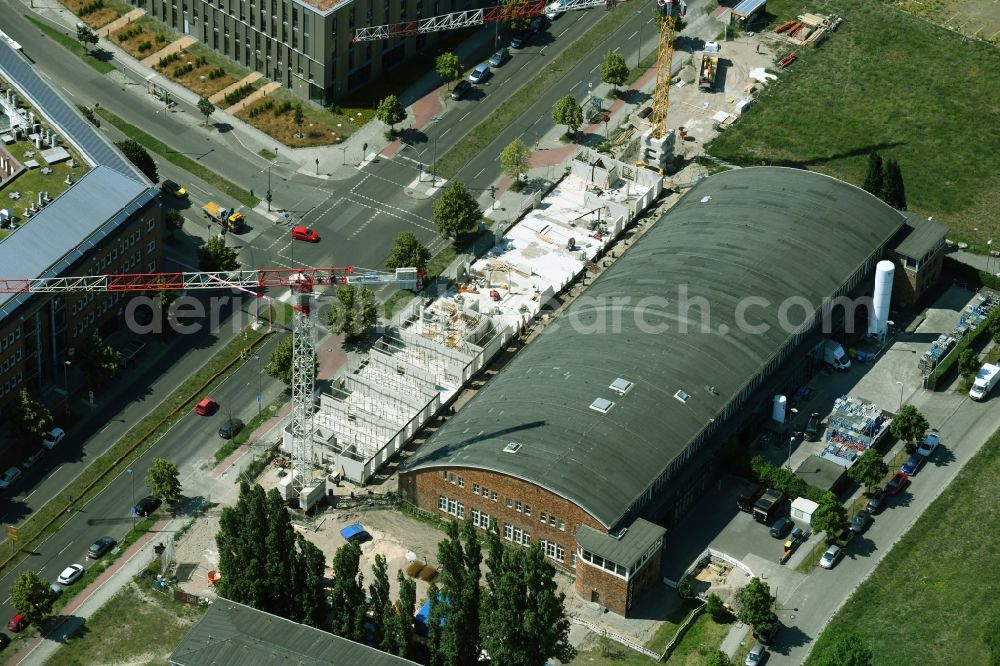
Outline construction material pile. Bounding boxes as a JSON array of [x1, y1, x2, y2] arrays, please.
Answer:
[[919, 289, 999, 373], [822, 395, 892, 467], [773, 12, 842, 48]]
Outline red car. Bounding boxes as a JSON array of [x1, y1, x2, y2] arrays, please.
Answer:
[[886, 471, 909, 495], [291, 226, 319, 242], [194, 397, 219, 416], [6, 614, 26, 632]]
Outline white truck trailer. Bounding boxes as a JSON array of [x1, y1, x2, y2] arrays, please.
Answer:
[[969, 363, 1000, 401]]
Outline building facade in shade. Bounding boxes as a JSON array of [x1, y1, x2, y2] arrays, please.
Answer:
[[130, 0, 471, 104], [399, 167, 918, 616], [0, 166, 164, 417], [888, 214, 948, 307]]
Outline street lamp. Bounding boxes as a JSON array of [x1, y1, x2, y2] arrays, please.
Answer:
[[63, 360, 71, 415], [895, 380, 904, 412], [787, 435, 796, 470], [253, 353, 262, 418], [636, 11, 644, 68], [127, 468, 135, 529], [315, 158, 320, 176]]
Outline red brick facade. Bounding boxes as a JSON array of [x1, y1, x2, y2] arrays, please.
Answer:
[[399, 467, 664, 616], [891, 251, 943, 307]]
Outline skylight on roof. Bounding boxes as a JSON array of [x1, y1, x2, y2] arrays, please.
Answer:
[[674, 390, 690, 403], [609, 378, 633, 395], [590, 398, 615, 414], [503, 441, 522, 453]]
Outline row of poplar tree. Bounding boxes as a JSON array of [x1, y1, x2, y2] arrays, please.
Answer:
[[216, 482, 576, 666]]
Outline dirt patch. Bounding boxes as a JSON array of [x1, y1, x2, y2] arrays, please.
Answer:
[[81, 7, 119, 29], [235, 99, 345, 148], [154, 51, 236, 98], [112, 24, 163, 58], [59, 0, 125, 28]]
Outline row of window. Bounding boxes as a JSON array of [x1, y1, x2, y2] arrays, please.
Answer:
[[503, 494, 531, 517], [539, 539, 566, 563], [0, 372, 24, 398], [0, 329, 21, 352], [445, 471, 464, 487], [90, 228, 145, 274], [470, 508, 494, 531], [1, 349, 23, 374], [503, 523, 531, 547], [581, 549, 628, 578], [438, 495, 464, 519]]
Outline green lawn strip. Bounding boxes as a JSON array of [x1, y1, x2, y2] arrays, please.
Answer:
[[24, 16, 116, 74], [705, 0, 1000, 241], [665, 611, 733, 666], [383, 290, 415, 320], [0, 327, 269, 577], [213, 392, 289, 464], [425, 244, 458, 280], [805, 426, 1000, 665], [258, 148, 277, 160], [434, 0, 652, 180], [45, 581, 204, 665], [625, 51, 658, 87], [643, 598, 700, 652], [94, 108, 259, 208]]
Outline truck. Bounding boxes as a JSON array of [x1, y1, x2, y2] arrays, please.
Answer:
[[202, 202, 245, 232], [813, 338, 851, 371], [698, 42, 721, 91], [737, 484, 765, 513], [753, 488, 785, 524], [969, 363, 1000, 401]]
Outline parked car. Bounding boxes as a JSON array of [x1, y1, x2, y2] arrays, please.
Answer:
[[160, 179, 188, 198], [769, 516, 793, 539], [291, 226, 320, 242], [544, 0, 564, 20], [488, 47, 510, 67], [0, 631, 10, 649], [745, 642, 767, 665], [886, 471, 909, 495], [57, 563, 85, 586], [510, 31, 529, 48], [754, 620, 781, 646], [6, 614, 27, 633], [901, 452, 924, 476], [529, 15, 548, 33], [194, 396, 219, 416], [88, 536, 117, 559], [49, 583, 63, 597], [21, 449, 46, 470], [867, 489, 887, 514], [850, 509, 872, 534], [41, 427, 65, 450], [917, 432, 940, 457], [133, 496, 162, 518], [0, 466, 22, 489], [819, 544, 844, 569], [450, 80, 472, 100], [469, 63, 491, 84], [218, 418, 245, 439]]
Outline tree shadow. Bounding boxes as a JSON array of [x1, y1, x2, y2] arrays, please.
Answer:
[[398, 128, 428, 147], [89, 48, 114, 64], [761, 141, 907, 169], [619, 89, 650, 105], [213, 122, 233, 134]]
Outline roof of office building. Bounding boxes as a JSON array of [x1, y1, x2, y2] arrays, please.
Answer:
[[401, 167, 906, 528], [892, 213, 948, 261], [575, 518, 666, 569]]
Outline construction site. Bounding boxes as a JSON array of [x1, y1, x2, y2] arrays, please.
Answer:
[[278, 152, 662, 487]]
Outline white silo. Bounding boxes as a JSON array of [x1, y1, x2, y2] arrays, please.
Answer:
[[869, 260, 895, 339], [772, 395, 787, 423]]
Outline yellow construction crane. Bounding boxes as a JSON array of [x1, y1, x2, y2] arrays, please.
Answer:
[[640, 0, 685, 172]]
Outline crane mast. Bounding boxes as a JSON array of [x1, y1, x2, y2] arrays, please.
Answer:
[[1, 265, 418, 500], [641, 0, 684, 172]]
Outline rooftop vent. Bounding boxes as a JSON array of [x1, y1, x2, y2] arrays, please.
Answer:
[[590, 397, 614, 414], [503, 441, 522, 454], [613, 527, 628, 540], [674, 390, 690, 403], [609, 378, 633, 395]]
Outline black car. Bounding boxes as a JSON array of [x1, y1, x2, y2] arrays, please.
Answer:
[[850, 510, 872, 534], [866, 489, 886, 514], [0, 632, 10, 650], [218, 418, 245, 439], [133, 496, 162, 518], [769, 516, 793, 539], [88, 536, 117, 559], [450, 80, 472, 100], [510, 31, 529, 49], [529, 16, 548, 33]]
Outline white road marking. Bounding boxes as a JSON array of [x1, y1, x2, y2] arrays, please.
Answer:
[[558, 28, 569, 37], [590, 63, 600, 73], [628, 31, 637, 39], [461, 111, 472, 121], [474, 167, 486, 179], [441, 128, 452, 137], [57, 542, 72, 556], [613, 46, 621, 52], [61, 87, 74, 98]]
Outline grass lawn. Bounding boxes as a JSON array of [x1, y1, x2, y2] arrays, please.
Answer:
[[569, 644, 659, 666], [0, 143, 88, 227], [805, 426, 1000, 665], [644, 598, 701, 653], [434, 0, 653, 180], [46, 582, 204, 665], [94, 107, 258, 208], [667, 612, 733, 666], [24, 16, 116, 74], [706, 0, 1000, 248]]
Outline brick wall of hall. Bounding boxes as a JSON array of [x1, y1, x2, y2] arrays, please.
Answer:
[[401, 468, 606, 571], [573, 547, 663, 616]]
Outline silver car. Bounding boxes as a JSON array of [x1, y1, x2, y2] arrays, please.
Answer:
[[819, 545, 844, 569], [745, 642, 767, 665]]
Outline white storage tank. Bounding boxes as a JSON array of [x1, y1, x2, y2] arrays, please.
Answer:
[[869, 260, 895, 338], [772, 395, 787, 423]]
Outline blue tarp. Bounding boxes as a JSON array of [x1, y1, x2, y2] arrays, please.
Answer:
[[414, 592, 448, 638], [339, 523, 369, 541]]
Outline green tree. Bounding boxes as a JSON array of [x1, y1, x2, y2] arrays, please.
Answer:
[[376, 94, 406, 133], [115, 139, 158, 183], [552, 94, 584, 139], [705, 651, 733, 666], [706, 592, 727, 622], [8, 388, 54, 443], [294, 532, 329, 627], [10, 571, 55, 630], [812, 631, 874, 666], [165, 208, 184, 239], [265, 335, 294, 385], [958, 348, 980, 380], [386, 231, 431, 273], [861, 152, 883, 197], [500, 0, 532, 29], [329, 540, 366, 641], [326, 284, 378, 343], [677, 576, 694, 600], [145, 457, 182, 504], [479, 531, 576, 666], [432, 520, 483, 666], [369, 554, 392, 647], [197, 235, 240, 271], [395, 570, 417, 658], [426, 581, 445, 664], [263, 488, 296, 619], [76, 24, 98, 52], [736, 578, 776, 638], [197, 96, 214, 127], [435, 52, 462, 89], [987, 307, 1000, 343], [158, 285, 177, 334], [600, 50, 629, 95], [882, 158, 907, 210], [811, 491, 848, 540], [433, 181, 482, 239], [77, 331, 121, 390], [500, 138, 531, 184], [889, 404, 929, 452], [846, 447, 888, 493], [216, 482, 270, 610], [293, 103, 304, 138]]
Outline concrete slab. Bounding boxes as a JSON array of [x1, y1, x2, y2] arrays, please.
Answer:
[[97, 8, 146, 38], [140, 36, 196, 68], [208, 72, 263, 106]]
